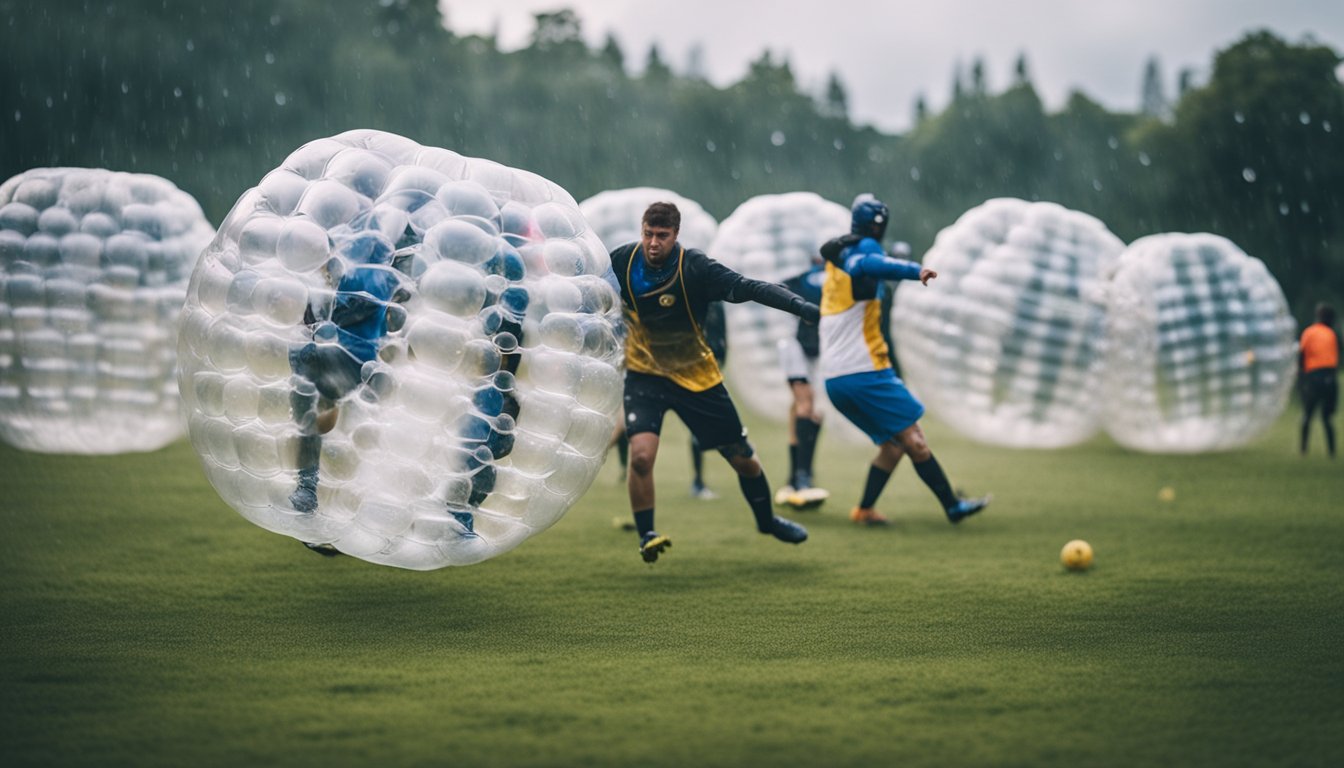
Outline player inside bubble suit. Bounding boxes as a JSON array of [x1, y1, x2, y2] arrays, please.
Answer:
[[287, 197, 531, 555], [818, 194, 990, 527]]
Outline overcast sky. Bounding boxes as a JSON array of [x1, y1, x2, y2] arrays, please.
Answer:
[[440, 0, 1344, 133]]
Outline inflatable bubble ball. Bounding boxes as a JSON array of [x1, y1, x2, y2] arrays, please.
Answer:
[[579, 187, 718, 252], [892, 198, 1125, 449], [177, 129, 624, 569], [1102, 233, 1296, 453], [0, 168, 214, 453], [709, 192, 859, 436]]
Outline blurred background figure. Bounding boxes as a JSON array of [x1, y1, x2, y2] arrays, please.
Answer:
[[1299, 302, 1339, 457]]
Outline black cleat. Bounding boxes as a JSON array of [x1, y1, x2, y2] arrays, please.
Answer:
[[639, 531, 672, 563], [302, 541, 342, 557], [763, 516, 808, 544], [946, 495, 991, 524]]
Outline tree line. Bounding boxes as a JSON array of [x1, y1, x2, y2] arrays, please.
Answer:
[[1, 0, 1340, 319]]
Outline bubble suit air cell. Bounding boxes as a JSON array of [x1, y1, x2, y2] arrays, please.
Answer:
[[892, 198, 1124, 448], [0, 168, 214, 453], [1102, 233, 1296, 452], [178, 129, 623, 569], [579, 187, 718, 251], [710, 192, 856, 433]]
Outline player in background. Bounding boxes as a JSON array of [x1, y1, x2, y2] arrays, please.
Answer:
[[773, 255, 831, 510], [1299, 302, 1339, 457]]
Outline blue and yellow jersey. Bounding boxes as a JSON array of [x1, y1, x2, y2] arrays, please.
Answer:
[[819, 236, 921, 380]]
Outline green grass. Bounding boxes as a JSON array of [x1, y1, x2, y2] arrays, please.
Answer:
[[1, 408, 1341, 767]]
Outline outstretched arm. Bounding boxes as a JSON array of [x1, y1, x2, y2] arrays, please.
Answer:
[[725, 277, 820, 324], [698, 256, 819, 323], [843, 239, 936, 285]]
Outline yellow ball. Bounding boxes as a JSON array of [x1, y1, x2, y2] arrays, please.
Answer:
[[1158, 486, 1176, 502], [1061, 539, 1094, 571]]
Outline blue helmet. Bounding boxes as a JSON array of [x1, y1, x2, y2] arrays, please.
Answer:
[[850, 193, 889, 239]]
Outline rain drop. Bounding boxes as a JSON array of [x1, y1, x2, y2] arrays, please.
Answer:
[[705, 140, 716, 152], [1301, 200, 1311, 214], [1092, 179, 1103, 191], [275, 92, 287, 106], [1234, 111, 1245, 124], [265, 52, 276, 65], [1138, 151, 1152, 166], [1279, 202, 1290, 216], [1241, 168, 1257, 183], [173, 87, 182, 98], [121, 82, 129, 94], [1299, 111, 1311, 125], [186, 39, 195, 52], [1324, 121, 1333, 133], [833, 138, 844, 151], [1107, 136, 1119, 150], [770, 130, 786, 146], [13, 110, 19, 122], [909, 166, 921, 181]]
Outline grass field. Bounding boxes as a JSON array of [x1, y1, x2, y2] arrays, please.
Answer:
[[2, 406, 1341, 767]]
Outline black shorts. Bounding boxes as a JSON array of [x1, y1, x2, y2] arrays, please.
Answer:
[[623, 371, 748, 450], [290, 341, 365, 402], [1302, 369, 1338, 417]]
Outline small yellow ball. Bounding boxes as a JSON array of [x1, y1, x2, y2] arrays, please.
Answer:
[[1061, 539, 1094, 571], [1157, 486, 1176, 502]]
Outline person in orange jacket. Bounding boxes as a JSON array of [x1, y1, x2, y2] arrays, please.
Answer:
[[1299, 303, 1339, 457]]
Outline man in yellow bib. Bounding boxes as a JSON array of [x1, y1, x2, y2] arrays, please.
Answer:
[[610, 202, 820, 563]]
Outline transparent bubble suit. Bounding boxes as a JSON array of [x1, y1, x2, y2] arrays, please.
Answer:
[[1102, 233, 1296, 453], [0, 168, 214, 453], [710, 192, 863, 438], [177, 130, 623, 569], [892, 198, 1124, 448], [579, 187, 718, 252]]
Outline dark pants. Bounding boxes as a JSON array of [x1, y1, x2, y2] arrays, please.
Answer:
[[1300, 368, 1338, 455]]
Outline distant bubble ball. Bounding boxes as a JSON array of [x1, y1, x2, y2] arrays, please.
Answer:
[[0, 168, 214, 453], [711, 192, 854, 434], [1102, 233, 1295, 452], [579, 187, 718, 252], [177, 130, 623, 569], [893, 198, 1124, 448]]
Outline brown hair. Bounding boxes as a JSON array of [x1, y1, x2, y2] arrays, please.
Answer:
[[642, 201, 681, 231]]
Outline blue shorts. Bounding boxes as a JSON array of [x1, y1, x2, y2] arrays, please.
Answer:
[[825, 369, 925, 445]]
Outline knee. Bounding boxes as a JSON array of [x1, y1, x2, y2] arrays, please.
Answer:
[[903, 436, 931, 462], [629, 450, 656, 477]]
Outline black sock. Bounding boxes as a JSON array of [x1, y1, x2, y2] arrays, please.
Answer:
[[913, 455, 958, 510], [738, 472, 775, 531], [787, 444, 799, 486], [634, 508, 655, 537], [859, 464, 893, 509], [795, 417, 821, 480], [690, 436, 705, 485], [296, 434, 322, 478], [1301, 419, 1310, 454], [617, 434, 628, 470], [1326, 422, 1336, 456]]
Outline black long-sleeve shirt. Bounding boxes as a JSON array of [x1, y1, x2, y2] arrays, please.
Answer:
[[611, 241, 818, 391]]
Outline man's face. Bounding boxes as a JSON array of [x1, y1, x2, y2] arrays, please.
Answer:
[[641, 224, 678, 265]]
